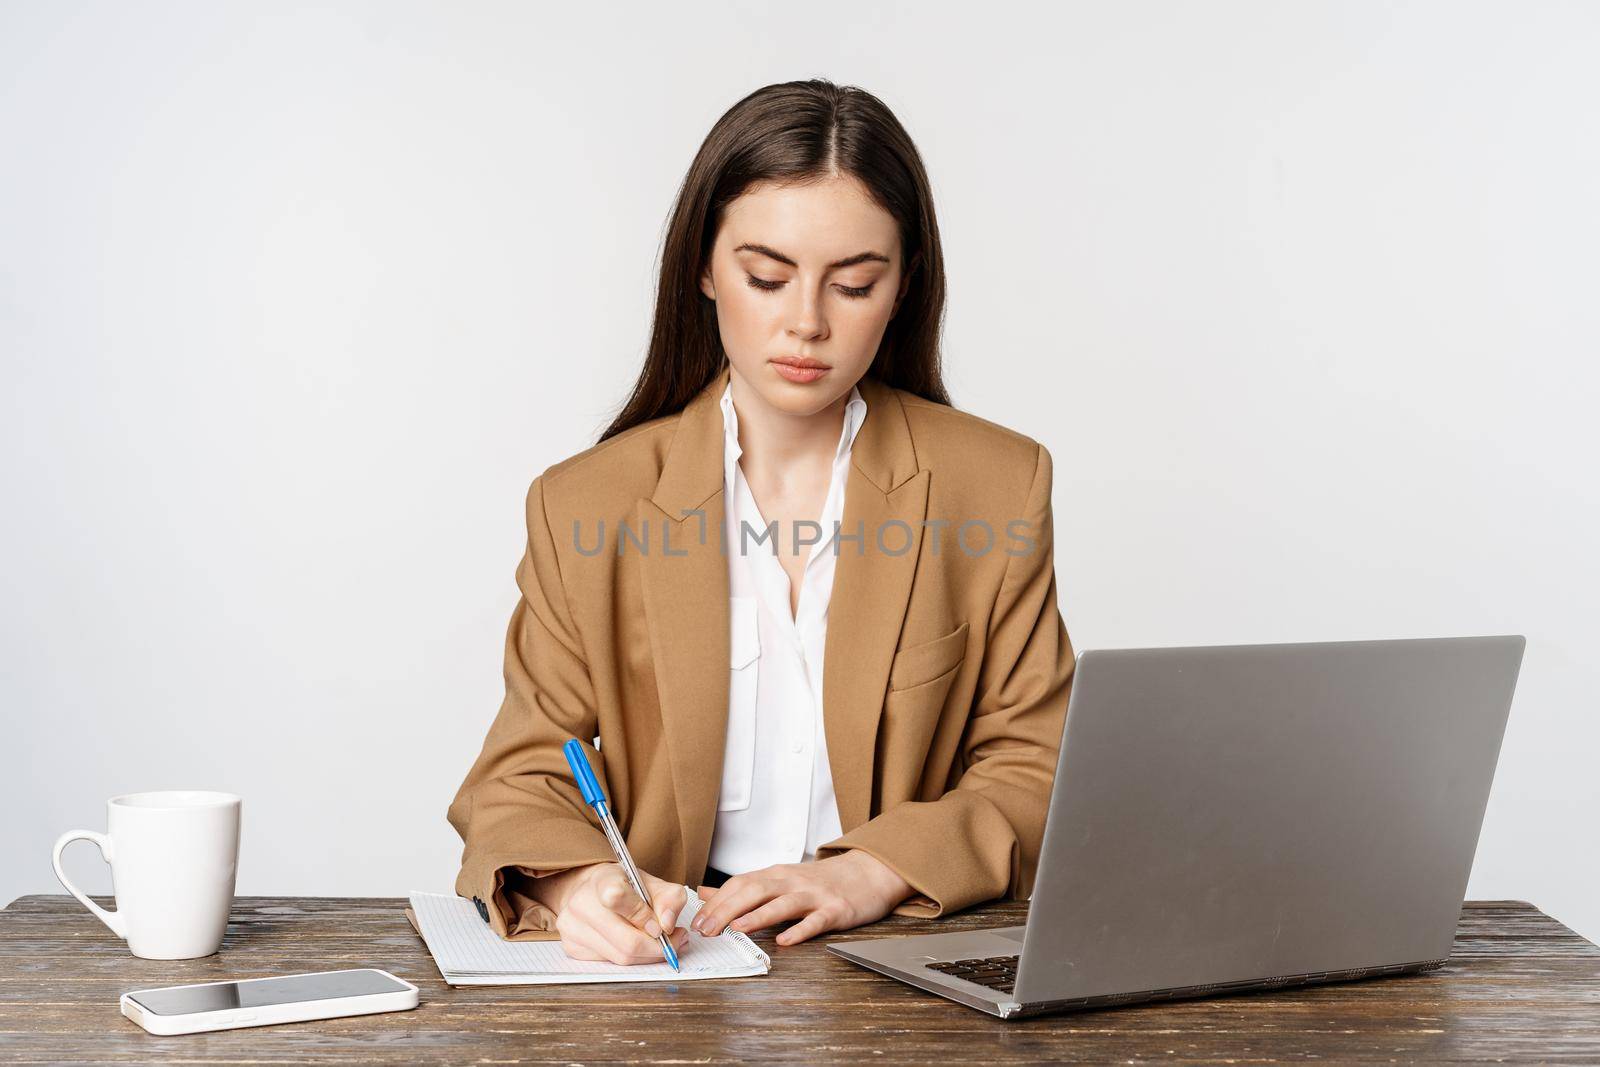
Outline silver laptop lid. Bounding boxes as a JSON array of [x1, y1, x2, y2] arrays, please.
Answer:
[[1015, 635, 1524, 1004]]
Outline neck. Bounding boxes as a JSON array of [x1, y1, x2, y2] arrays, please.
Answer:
[[728, 369, 850, 482]]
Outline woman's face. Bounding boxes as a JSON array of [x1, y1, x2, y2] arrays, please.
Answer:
[[700, 174, 909, 419]]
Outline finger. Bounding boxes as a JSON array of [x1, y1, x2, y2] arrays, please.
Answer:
[[560, 927, 613, 963], [689, 879, 738, 933], [690, 879, 745, 932], [570, 888, 665, 963], [556, 914, 616, 964], [638, 878, 682, 936], [595, 871, 661, 938], [692, 882, 726, 923], [775, 908, 834, 947], [644, 922, 690, 961], [692, 877, 783, 937], [729, 892, 812, 935], [573, 901, 687, 964], [652, 881, 689, 932], [563, 876, 682, 966], [586, 903, 677, 964]]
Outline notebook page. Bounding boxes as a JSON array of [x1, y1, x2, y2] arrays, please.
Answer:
[[408, 889, 770, 985]]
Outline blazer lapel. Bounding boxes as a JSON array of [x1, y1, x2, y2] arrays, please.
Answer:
[[822, 376, 928, 833], [637, 368, 927, 876], [637, 366, 733, 878]]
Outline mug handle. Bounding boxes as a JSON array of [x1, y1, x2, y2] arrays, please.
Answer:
[[51, 830, 128, 939]]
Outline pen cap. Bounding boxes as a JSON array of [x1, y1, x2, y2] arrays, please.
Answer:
[[562, 738, 606, 809]]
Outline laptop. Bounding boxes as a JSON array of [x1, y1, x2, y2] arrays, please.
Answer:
[[828, 634, 1525, 1019]]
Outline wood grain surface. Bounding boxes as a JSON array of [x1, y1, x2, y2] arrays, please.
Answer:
[[2, 894, 1597, 1064]]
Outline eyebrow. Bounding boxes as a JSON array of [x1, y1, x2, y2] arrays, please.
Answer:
[[733, 242, 892, 270]]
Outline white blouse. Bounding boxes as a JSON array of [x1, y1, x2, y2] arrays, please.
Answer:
[[708, 378, 868, 874]]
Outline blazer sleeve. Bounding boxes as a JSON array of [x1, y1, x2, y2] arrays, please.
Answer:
[[814, 442, 1076, 917], [445, 474, 616, 939]]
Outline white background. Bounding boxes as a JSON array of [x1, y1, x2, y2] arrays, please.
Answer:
[[4, 2, 1596, 942]]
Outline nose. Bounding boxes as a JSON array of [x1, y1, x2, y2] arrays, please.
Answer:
[[786, 286, 828, 343]]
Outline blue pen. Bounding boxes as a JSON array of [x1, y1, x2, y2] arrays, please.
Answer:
[[562, 738, 681, 972]]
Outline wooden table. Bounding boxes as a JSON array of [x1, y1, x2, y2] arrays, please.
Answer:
[[3, 895, 1598, 1064]]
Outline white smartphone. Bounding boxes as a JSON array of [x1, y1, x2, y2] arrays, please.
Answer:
[[120, 967, 419, 1035]]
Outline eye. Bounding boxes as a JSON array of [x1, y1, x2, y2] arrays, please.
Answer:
[[743, 274, 876, 300]]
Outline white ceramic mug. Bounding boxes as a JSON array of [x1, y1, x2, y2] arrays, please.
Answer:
[[51, 790, 241, 960]]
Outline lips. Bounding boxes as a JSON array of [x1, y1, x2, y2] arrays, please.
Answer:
[[770, 357, 831, 384]]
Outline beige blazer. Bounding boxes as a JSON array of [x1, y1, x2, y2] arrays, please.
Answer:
[[448, 365, 1076, 939]]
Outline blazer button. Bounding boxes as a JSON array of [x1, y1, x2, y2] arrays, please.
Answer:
[[472, 895, 489, 923]]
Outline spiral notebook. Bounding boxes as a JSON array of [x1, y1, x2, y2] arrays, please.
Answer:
[[406, 889, 771, 985]]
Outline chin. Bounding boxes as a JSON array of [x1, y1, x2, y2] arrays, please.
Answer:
[[754, 384, 831, 417]]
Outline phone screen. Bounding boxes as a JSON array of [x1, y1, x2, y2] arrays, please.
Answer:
[[127, 968, 410, 1016]]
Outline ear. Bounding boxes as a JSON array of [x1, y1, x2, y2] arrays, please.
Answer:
[[699, 264, 716, 302], [891, 253, 919, 316]]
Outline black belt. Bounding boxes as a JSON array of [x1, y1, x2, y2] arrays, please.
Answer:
[[702, 865, 735, 889]]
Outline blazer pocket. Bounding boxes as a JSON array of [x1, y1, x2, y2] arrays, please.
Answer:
[[878, 622, 970, 805], [718, 596, 761, 812], [888, 621, 970, 693]]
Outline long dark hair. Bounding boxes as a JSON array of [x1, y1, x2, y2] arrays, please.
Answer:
[[597, 78, 951, 443]]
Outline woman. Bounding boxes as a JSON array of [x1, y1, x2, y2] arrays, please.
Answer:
[[447, 78, 1075, 966]]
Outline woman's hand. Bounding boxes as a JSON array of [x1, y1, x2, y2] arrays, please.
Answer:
[[538, 861, 691, 965], [690, 851, 913, 946]]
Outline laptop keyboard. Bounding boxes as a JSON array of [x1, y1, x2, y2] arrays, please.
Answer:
[[925, 955, 1020, 995]]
